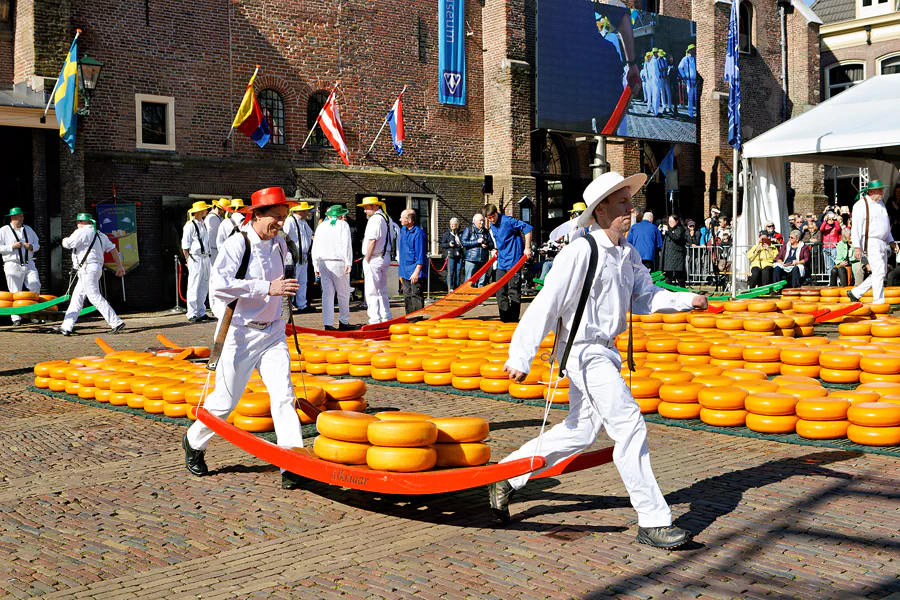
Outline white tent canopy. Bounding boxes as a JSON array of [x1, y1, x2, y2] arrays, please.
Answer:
[[732, 75, 900, 293]]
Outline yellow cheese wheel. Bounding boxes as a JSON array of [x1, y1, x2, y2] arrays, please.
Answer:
[[375, 411, 434, 422], [348, 365, 373, 378], [314, 436, 370, 465], [721, 368, 767, 381], [743, 319, 776, 332], [681, 364, 724, 377], [94, 389, 112, 403], [421, 372, 453, 386], [818, 351, 861, 370], [366, 446, 436, 472], [627, 376, 663, 399], [709, 344, 745, 360], [143, 399, 166, 414], [636, 396, 661, 413], [859, 354, 900, 375], [641, 361, 683, 372], [108, 392, 129, 406], [723, 300, 749, 312], [371, 353, 404, 368], [434, 442, 491, 467], [732, 379, 779, 394], [64, 367, 90, 382], [371, 367, 399, 381], [709, 358, 746, 370], [858, 382, 900, 396], [77, 386, 96, 399], [645, 338, 679, 353], [450, 359, 488, 377], [509, 383, 546, 399], [324, 399, 368, 412], [676, 341, 712, 356], [745, 392, 798, 416], [321, 380, 367, 401], [303, 349, 331, 364], [233, 415, 274, 432], [795, 419, 850, 440], [689, 314, 719, 328], [143, 381, 179, 400], [480, 378, 511, 394], [658, 382, 704, 403], [324, 363, 350, 376], [12, 291, 39, 301], [847, 402, 900, 426], [828, 390, 882, 405], [348, 350, 378, 365], [317, 410, 378, 442], [746, 413, 799, 434], [870, 323, 900, 337], [64, 381, 82, 395], [421, 357, 454, 373], [880, 394, 900, 405], [700, 408, 748, 427], [837, 321, 872, 336], [818, 367, 860, 383], [162, 384, 189, 404], [779, 348, 821, 366], [325, 350, 350, 364], [34, 376, 51, 389], [678, 355, 712, 365], [394, 370, 424, 384], [394, 356, 424, 371], [777, 383, 826, 400], [658, 401, 702, 419], [748, 300, 777, 313], [34, 360, 68, 377], [235, 393, 271, 417], [304, 363, 330, 375], [544, 387, 569, 403], [771, 374, 819, 387], [648, 371, 694, 385], [795, 397, 850, 421], [698, 386, 748, 410], [426, 417, 489, 443], [479, 362, 508, 379], [620, 366, 653, 378], [861, 373, 900, 385], [163, 403, 189, 418], [692, 375, 736, 387], [645, 352, 680, 362], [48, 379, 67, 392], [368, 420, 438, 447], [450, 376, 481, 390], [716, 318, 745, 331], [847, 424, 900, 446]]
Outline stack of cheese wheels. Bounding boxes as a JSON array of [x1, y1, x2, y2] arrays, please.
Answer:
[[366, 412, 438, 472], [658, 381, 703, 419], [779, 346, 821, 378], [698, 386, 748, 426], [321, 379, 367, 412], [450, 356, 487, 391], [740, 344, 781, 376], [303, 346, 337, 375], [233, 392, 275, 432], [395, 353, 428, 384], [540, 367, 570, 404], [858, 352, 900, 385], [480, 360, 512, 394], [847, 401, 900, 446], [370, 351, 403, 381], [290, 376, 328, 423], [509, 363, 546, 399], [628, 376, 664, 414], [818, 349, 861, 384], [314, 410, 379, 464], [744, 392, 799, 433], [794, 397, 851, 440], [428, 416, 491, 467]]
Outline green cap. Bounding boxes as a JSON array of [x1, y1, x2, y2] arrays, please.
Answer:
[[5, 207, 23, 217], [325, 205, 349, 217], [76, 212, 94, 222], [867, 179, 885, 190]]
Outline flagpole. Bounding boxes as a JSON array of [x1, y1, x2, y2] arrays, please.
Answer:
[[224, 65, 259, 146], [366, 85, 407, 156], [43, 29, 81, 119], [730, 3, 739, 299], [301, 81, 340, 151]]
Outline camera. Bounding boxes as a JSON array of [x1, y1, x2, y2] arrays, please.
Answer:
[[284, 263, 296, 279]]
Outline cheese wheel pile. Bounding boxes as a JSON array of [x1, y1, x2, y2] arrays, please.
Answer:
[[313, 411, 490, 471]]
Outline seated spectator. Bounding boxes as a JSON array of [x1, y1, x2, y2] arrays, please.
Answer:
[[800, 214, 821, 244], [764, 221, 784, 245], [830, 228, 855, 287], [747, 230, 778, 287], [773, 230, 810, 288]]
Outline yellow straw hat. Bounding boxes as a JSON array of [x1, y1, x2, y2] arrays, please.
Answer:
[[569, 202, 587, 213], [357, 196, 385, 209], [212, 198, 231, 210], [188, 200, 212, 214], [291, 201, 315, 212], [230, 198, 245, 210]]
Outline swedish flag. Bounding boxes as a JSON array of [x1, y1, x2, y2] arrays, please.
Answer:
[[54, 36, 79, 152]]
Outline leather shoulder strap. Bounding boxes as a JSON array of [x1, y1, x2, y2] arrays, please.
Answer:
[[864, 199, 870, 255], [78, 232, 100, 270], [192, 220, 206, 255], [236, 232, 252, 279], [559, 235, 599, 377]]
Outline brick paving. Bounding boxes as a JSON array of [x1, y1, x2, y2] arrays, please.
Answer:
[[0, 303, 899, 599]]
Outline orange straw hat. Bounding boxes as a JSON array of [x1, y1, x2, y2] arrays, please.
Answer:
[[240, 187, 299, 214]]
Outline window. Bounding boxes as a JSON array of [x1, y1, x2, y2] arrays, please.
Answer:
[[258, 89, 285, 145], [307, 91, 329, 148], [826, 63, 865, 98], [0, 0, 12, 32], [644, 0, 659, 13], [376, 192, 439, 255], [135, 94, 176, 151], [879, 54, 900, 75], [739, 2, 753, 54], [859, 0, 891, 17]]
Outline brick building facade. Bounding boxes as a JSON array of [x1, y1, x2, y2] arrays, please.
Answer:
[[1, 0, 822, 309]]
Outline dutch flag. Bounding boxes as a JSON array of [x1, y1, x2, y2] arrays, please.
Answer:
[[386, 93, 404, 156]]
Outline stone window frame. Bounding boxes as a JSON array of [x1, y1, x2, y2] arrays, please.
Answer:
[[258, 89, 286, 146], [739, 1, 754, 55], [135, 93, 176, 152], [376, 192, 440, 256], [306, 90, 331, 148], [825, 61, 865, 99], [877, 52, 900, 75], [857, 0, 891, 19], [0, 0, 13, 34]]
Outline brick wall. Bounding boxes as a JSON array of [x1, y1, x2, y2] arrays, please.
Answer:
[[821, 38, 900, 83], [0, 34, 13, 82]]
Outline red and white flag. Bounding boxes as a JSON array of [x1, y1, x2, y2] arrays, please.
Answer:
[[317, 91, 350, 165]]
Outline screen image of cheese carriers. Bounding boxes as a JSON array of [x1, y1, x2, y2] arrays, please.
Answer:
[[0, 207, 41, 325], [488, 171, 708, 550]]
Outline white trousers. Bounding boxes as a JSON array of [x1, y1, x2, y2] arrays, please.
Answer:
[[501, 345, 672, 528], [187, 321, 303, 452], [686, 81, 697, 118], [62, 264, 124, 332], [363, 256, 392, 324], [318, 260, 351, 326], [648, 80, 660, 116], [4, 261, 41, 323], [207, 249, 218, 309], [659, 78, 670, 109], [187, 255, 209, 320], [853, 238, 891, 304], [292, 261, 309, 310]]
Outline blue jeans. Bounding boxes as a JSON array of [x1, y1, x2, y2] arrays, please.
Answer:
[[823, 247, 836, 273], [464, 260, 487, 287], [447, 257, 462, 292], [539, 260, 554, 279]]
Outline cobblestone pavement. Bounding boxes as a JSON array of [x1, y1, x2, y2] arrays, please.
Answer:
[[1, 304, 899, 599]]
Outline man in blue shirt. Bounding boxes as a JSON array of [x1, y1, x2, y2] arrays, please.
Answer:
[[627, 211, 663, 270], [484, 203, 533, 323], [399, 208, 427, 314]]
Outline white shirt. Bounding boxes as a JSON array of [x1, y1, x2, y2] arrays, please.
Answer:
[[311, 219, 353, 265], [205, 212, 224, 250], [0, 223, 40, 266], [283, 214, 314, 263], [216, 213, 244, 250], [363, 210, 391, 257], [851, 196, 893, 249], [506, 227, 695, 375], [62, 226, 115, 270], [182, 218, 210, 257], [210, 226, 288, 326]]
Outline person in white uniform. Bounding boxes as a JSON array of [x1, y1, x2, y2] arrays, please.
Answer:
[[848, 179, 897, 305], [182, 187, 306, 489], [216, 199, 246, 249], [59, 213, 126, 335], [1, 207, 41, 325], [182, 200, 212, 323], [488, 171, 707, 549], [311, 205, 354, 330], [283, 201, 315, 313], [359, 196, 394, 324], [204, 198, 230, 265]]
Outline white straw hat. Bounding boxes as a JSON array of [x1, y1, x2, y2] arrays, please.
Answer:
[[576, 171, 647, 228]]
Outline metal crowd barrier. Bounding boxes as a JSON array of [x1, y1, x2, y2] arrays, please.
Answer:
[[682, 242, 833, 288]]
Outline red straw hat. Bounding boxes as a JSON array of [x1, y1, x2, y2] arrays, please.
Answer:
[[240, 187, 298, 214]]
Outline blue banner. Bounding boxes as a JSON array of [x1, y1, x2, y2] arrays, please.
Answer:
[[725, 0, 741, 150], [96, 202, 140, 273], [439, 0, 466, 105]]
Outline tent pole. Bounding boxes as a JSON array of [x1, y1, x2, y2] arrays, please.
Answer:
[[732, 148, 740, 299]]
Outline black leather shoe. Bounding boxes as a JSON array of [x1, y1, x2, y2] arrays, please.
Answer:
[[488, 480, 516, 523], [635, 525, 692, 549], [56, 326, 72, 336], [282, 471, 305, 490], [110, 323, 126, 334], [182, 434, 208, 476], [337, 322, 358, 331], [847, 290, 859, 302], [324, 325, 336, 331]]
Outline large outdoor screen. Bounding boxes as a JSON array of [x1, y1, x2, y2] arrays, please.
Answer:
[[537, 0, 698, 144]]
